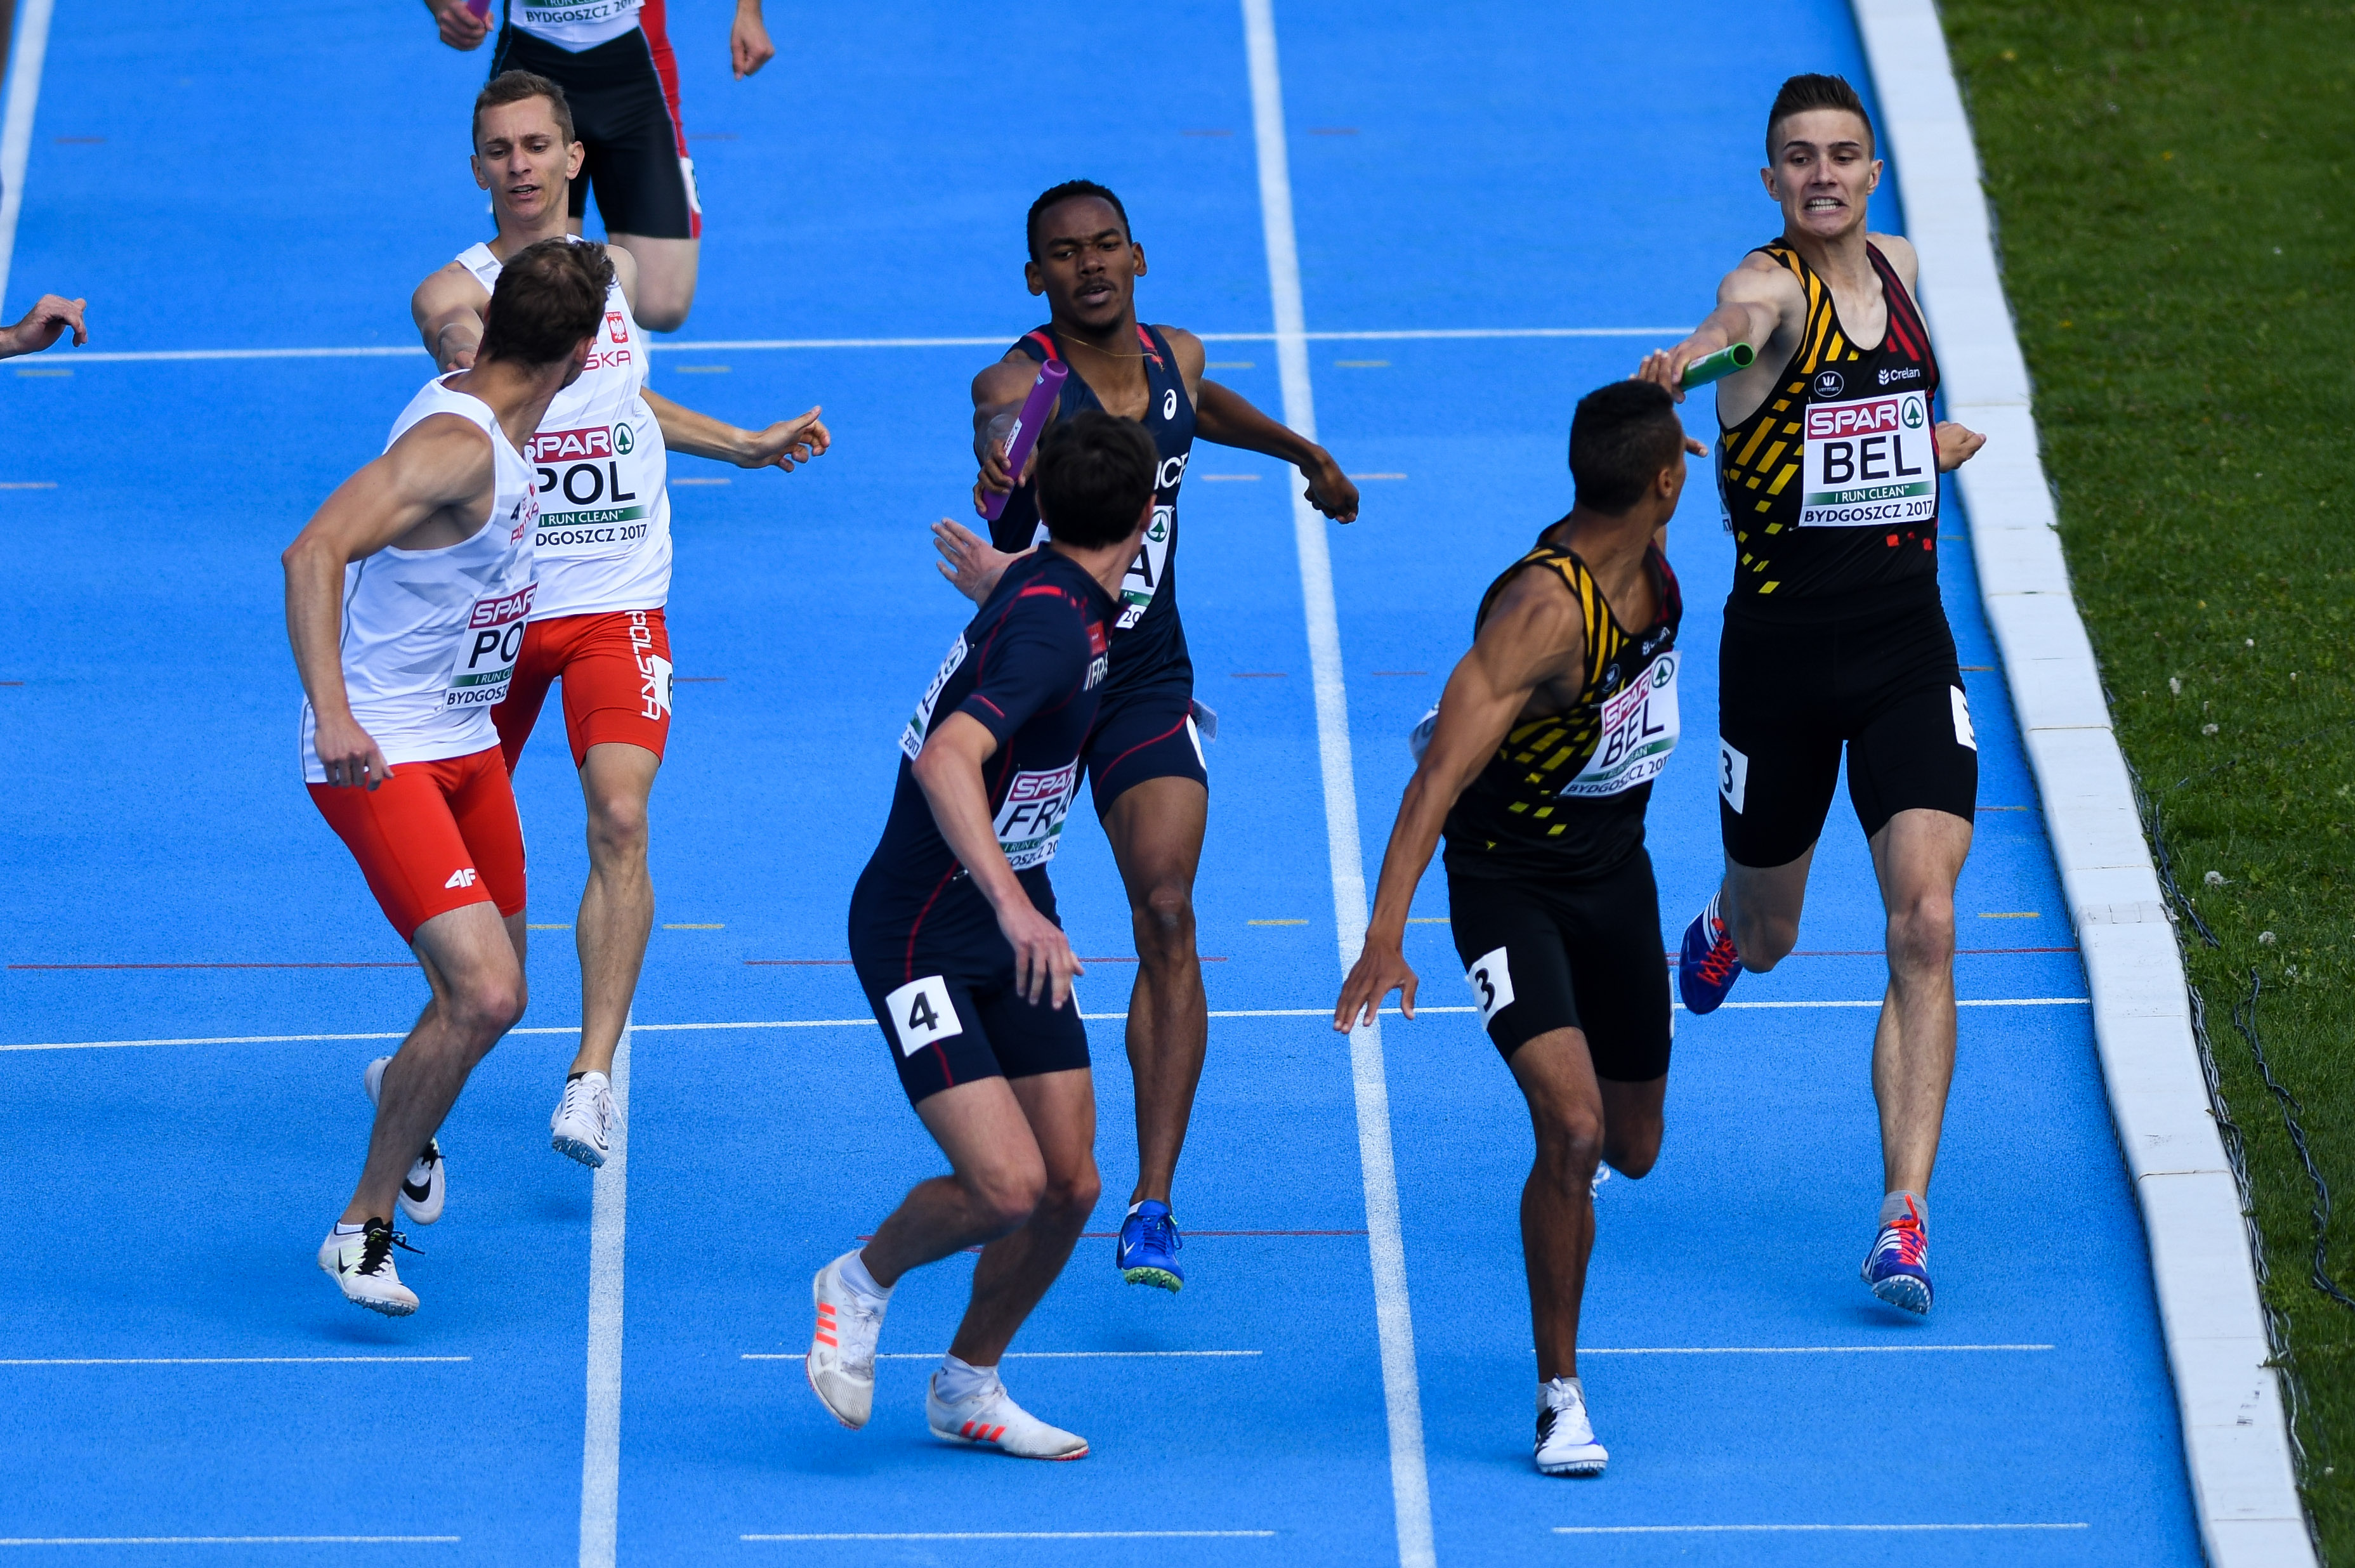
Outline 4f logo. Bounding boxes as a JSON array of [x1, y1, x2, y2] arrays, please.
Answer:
[[444, 868, 478, 890]]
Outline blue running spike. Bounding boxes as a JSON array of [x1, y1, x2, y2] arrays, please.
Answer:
[[1117, 1201, 1184, 1292], [1862, 1198, 1934, 1316], [1677, 897, 1744, 1014]]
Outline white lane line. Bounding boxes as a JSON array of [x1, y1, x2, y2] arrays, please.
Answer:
[[742, 1350, 1261, 1361], [1242, 6, 1432, 1568], [0, 1356, 469, 1366], [577, 1016, 630, 1568], [0, 1539, 462, 1547], [1579, 1343, 2053, 1355], [54, 326, 1690, 366], [0, 0, 57, 311], [1555, 1523, 2089, 1535], [0, 999, 2094, 1054], [743, 1533, 1277, 1543]]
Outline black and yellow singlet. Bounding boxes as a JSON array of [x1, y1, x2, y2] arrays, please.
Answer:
[[1442, 533, 1683, 880], [1717, 238, 1942, 611]]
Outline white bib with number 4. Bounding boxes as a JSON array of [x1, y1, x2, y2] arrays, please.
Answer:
[[884, 975, 963, 1057]]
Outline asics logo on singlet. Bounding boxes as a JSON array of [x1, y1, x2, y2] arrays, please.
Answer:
[[1813, 370, 1846, 398], [1877, 367, 1923, 385], [1156, 452, 1190, 492], [445, 868, 478, 889], [1162, 389, 1178, 421]]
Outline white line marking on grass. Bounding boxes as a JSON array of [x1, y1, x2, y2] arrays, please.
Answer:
[[0, 1356, 469, 1365], [0, 0, 58, 311], [1243, 6, 1431, 1567], [0, 1539, 462, 1547], [1578, 1344, 2053, 1355], [742, 1350, 1261, 1361], [743, 1533, 1277, 1543], [577, 1016, 630, 1568], [0, 1000, 2093, 1054], [59, 327, 1695, 366], [1554, 1524, 2089, 1534]]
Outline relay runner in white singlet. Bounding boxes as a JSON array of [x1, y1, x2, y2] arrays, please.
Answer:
[[287, 238, 612, 1317], [425, 0, 775, 330], [411, 71, 829, 1172]]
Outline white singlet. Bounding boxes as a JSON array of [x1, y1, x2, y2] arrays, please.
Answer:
[[300, 376, 539, 783], [457, 240, 672, 620], [504, 0, 643, 52]]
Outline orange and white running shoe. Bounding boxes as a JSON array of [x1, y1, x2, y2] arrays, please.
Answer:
[[926, 1370, 1088, 1460], [806, 1252, 887, 1428]]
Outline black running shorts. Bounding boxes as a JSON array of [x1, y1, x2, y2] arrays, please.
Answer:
[[1082, 680, 1207, 818], [1715, 593, 1978, 869], [1441, 847, 1672, 1081], [491, 27, 702, 240], [852, 923, 1092, 1109]]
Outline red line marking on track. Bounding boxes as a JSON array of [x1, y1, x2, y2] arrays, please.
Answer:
[[10, 962, 414, 970], [1654, 947, 2076, 960], [746, 956, 1228, 965]]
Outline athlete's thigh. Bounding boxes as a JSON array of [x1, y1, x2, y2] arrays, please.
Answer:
[[1717, 617, 1842, 870], [968, 961, 1092, 1087], [553, 609, 673, 769], [410, 898, 526, 996], [1845, 673, 1978, 843], [1005, 1067, 1098, 1189], [1444, 866, 1583, 1062], [1554, 851, 1672, 1085], [1505, 1027, 1606, 1137], [1866, 807, 1974, 911], [1099, 774, 1206, 903], [913, 1075, 1044, 1192], [580, 52, 697, 240], [309, 758, 499, 944]]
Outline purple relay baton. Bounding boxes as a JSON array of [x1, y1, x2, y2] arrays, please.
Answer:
[[980, 359, 1069, 522]]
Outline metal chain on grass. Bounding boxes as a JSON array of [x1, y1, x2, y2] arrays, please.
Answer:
[[2232, 970, 2355, 1315]]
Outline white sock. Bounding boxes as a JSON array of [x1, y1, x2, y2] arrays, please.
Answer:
[[1540, 1375, 1584, 1406], [838, 1248, 891, 1305], [935, 1352, 996, 1405], [331, 1220, 366, 1238], [1879, 1190, 1928, 1231]]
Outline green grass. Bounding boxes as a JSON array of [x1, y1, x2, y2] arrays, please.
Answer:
[[1939, 2, 2355, 1555]]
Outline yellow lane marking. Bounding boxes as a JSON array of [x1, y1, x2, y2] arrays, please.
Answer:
[[672, 476, 731, 486], [664, 923, 725, 929], [527, 924, 572, 931], [1197, 474, 1261, 481], [672, 365, 730, 374], [1349, 473, 1407, 480], [0, 481, 58, 489], [1335, 359, 1389, 367], [1979, 911, 2040, 919], [1406, 917, 1450, 925], [1248, 919, 1308, 926], [15, 368, 70, 377]]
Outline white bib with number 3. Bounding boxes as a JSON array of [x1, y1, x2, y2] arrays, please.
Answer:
[[884, 975, 963, 1058], [1465, 946, 1516, 1030]]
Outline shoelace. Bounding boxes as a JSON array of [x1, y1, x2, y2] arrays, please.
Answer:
[[1132, 1212, 1181, 1255], [1876, 1217, 1926, 1269], [359, 1224, 420, 1277], [839, 1296, 883, 1375], [1691, 923, 1741, 986]]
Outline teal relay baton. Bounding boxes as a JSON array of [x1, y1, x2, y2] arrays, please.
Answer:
[[1679, 342, 1755, 388]]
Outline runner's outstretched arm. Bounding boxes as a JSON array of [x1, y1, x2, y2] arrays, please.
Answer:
[[281, 420, 497, 790], [1333, 574, 1586, 1029], [1192, 381, 1358, 522], [909, 712, 1084, 1008], [1632, 259, 1791, 402], [643, 389, 830, 471], [412, 271, 487, 372], [0, 295, 88, 358]]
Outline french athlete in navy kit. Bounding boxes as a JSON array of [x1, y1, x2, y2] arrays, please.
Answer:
[[1637, 74, 1988, 1319], [933, 181, 1359, 1294], [809, 414, 1159, 1463]]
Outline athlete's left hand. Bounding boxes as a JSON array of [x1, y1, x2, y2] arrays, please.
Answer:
[[736, 408, 830, 471], [0, 294, 87, 359], [931, 519, 1020, 604], [1302, 452, 1360, 523], [730, 0, 775, 77], [1934, 421, 1985, 472], [1334, 936, 1418, 1031]]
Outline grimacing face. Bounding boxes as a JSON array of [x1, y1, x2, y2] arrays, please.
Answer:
[[472, 97, 585, 229], [1025, 197, 1146, 330], [1762, 108, 1881, 240]]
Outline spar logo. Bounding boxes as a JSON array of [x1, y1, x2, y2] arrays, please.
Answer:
[[1806, 397, 1912, 440], [527, 427, 615, 464], [469, 583, 537, 628]]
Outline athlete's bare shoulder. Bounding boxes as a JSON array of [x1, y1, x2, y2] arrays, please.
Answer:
[[411, 258, 490, 327], [1868, 231, 1922, 294], [596, 241, 640, 310], [974, 345, 1038, 408], [1476, 556, 1587, 684], [1155, 324, 1206, 400], [1721, 247, 1804, 308]]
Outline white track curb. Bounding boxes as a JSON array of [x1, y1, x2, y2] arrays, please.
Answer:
[[1854, 5, 2314, 1564]]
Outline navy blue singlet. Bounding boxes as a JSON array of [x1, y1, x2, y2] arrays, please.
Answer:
[[989, 323, 1196, 700]]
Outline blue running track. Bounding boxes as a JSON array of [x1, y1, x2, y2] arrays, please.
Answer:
[[1, 1, 2203, 1563]]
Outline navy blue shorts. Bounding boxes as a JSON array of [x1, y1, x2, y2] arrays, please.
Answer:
[[1082, 682, 1207, 818], [850, 885, 1092, 1107]]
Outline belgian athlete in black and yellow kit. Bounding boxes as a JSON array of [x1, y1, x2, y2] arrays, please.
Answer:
[[1337, 382, 1700, 1480], [1636, 74, 1988, 1319]]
